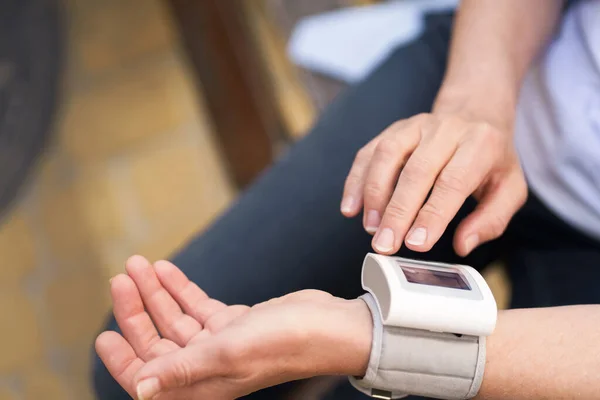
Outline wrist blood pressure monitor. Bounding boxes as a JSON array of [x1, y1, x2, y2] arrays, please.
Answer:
[[349, 253, 497, 399]]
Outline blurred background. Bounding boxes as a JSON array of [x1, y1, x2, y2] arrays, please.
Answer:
[[0, 0, 507, 398]]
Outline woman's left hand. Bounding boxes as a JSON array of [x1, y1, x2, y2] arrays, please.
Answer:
[[96, 256, 372, 400]]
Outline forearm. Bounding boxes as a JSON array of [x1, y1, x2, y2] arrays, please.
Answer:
[[338, 303, 600, 399], [477, 306, 600, 399], [434, 0, 563, 126]]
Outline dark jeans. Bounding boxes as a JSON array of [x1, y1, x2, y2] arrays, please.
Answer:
[[92, 13, 600, 400]]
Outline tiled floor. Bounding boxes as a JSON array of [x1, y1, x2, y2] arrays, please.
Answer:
[[0, 0, 233, 398]]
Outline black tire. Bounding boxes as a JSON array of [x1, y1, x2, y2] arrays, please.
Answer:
[[0, 0, 63, 216]]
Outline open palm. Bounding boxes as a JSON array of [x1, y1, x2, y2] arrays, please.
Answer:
[[95, 256, 371, 400]]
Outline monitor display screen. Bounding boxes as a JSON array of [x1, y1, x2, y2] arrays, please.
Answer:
[[400, 265, 471, 290]]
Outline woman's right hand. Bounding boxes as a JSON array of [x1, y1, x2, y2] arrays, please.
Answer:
[[341, 107, 527, 257]]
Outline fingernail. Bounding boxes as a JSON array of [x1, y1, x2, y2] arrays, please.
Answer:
[[365, 210, 381, 233], [341, 196, 357, 214], [374, 228, 395, 253], [406, 227, 427, 246], [137, 377, 160, 400], [465, 234, 479, 254], [109, 277, 113, 284]]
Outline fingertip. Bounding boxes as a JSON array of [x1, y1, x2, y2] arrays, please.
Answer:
[[342, 209, 359, 218], [405, 226, 425, 245], [341, 196, 361, 217], [372, 228, 397, 255], [463, 234, 480, 255], [453, 230, 468, 257], [404, 242, 431, 253], [407, 225, 440, 252], [364, 210, 381, 234], [125, 255, 151, 273], [95, 330, 119, 352], [95, 331, 110, 354], [109, 274, 141, 314], [127, 254, 149, 265], [453, 224, 478, 257], [153, 260, 174, 273], [365, 226, 377, 235], [110, 273, 133, 292], [153, 260, 185, 284]]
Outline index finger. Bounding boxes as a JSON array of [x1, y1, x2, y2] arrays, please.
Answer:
[[111, 273, 162, 359], [126, 256, 202, 346], [405, 139, 494, 251], [372, 126, 458, 254], [154, 260, 227, 325]]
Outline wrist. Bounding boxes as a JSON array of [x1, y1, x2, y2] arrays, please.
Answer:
[[433, 81, 517, 132], [319, 298, 373, 377]]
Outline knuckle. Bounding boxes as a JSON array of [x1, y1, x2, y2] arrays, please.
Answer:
[[419, 200, 446, 221], [286, 289, 333, 302], [518, 189, 528, 207], [388, 119, 410, 132], [412, 113, 431, 124], [218, 340, 245, 369], [216, 344, 239, 375], [384, 202, 411, 222], [374, 137, 401, 159], [203, 316, 221, 333], [408, 114, 431, 134], [487, 214, 508, 238], [476, 121, 492, 132], [140, 337, 162, 360], [355, 146, 371, 162], [515, 181, 528, 206], [364, 182, 385, 200], [344, 171, 362, 188], [402, 157, 431, 184], [441, 114, 462, 127], [172, 357, 195, 387], [436, 170, 468, 195], [477, 123, 504, 144]]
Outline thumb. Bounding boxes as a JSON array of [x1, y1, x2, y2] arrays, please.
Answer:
[[134, 341, 223, 400], [454, 171, 527, 257]]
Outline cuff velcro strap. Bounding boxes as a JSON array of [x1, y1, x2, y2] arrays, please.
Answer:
[[349, 293, 486, 399]]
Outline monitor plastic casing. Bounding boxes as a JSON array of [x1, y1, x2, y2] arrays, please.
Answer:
[[361, 253, 497, 336]]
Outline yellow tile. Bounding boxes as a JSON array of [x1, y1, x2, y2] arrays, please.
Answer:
[[23, 367, 69, 400], [134, 224, 203, 265], [74, 168, 124, 243], [0, 290, 42, 372], [38, 184, 98, 270], [244, 1, 316, 138], [59, 57, 199, 163], [0, 388, 17, 400], [102, 251, 131, 279], [69, 0, 175, 76], [0, 211, 36, 285], [44, 270, 109, 346], [63, 346, 97, 400], [127, 133, 232, 235], [483, 263, 511, 310], [35, 153, 124, 246], [33, 152, 72, 190], [68, 380, 95, 400]]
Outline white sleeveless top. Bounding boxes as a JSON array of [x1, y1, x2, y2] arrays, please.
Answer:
[[515, 0, 600, 240]]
